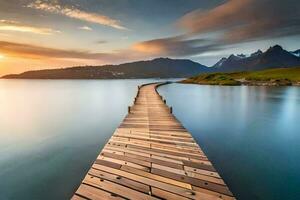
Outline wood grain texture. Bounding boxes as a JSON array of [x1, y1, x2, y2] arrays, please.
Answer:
[[72, 83, 235, 200]]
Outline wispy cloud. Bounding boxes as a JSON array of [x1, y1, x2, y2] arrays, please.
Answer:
[[132, 0, 300, 59], [96, 40, 107, 44], [0, 40, 128, 62], [27, 1, 127, 30], [132, 35, 221, 57], [0, 19, 60, 35], [178, 0, 300, 43], [0, 39, 163, 67], [78, 26, 92, 31]]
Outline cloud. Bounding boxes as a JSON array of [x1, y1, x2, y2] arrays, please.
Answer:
[[132, 35, 221, 57], [132, 0, 300, 59], [0, 19, 60, 35], [0, 39, 171, 66], [96, 40, 107, 44], [78, 26, 92, 31], [178, 0, 300, 43], [27, 1, 127, 30], [0, 40, 124, 61]]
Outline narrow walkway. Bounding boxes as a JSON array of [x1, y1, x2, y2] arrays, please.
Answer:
[[72, 83, 235, 200]]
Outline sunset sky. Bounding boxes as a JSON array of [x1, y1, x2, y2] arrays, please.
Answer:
[[0, 0, 299, 75]]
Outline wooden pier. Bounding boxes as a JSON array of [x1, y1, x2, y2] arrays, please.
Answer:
[[72, 83, 235, 200]]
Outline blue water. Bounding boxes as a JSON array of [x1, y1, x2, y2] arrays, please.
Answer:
[[158, 84, 300, 200], [0, 79, 163, 200]]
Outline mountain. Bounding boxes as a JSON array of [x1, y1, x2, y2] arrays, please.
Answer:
[[250, 50, 263, 57], [212, 45, 300, 72], [291, 49, 300, 57], [213, 57, 227, 68], [2, 58, 209, 79]]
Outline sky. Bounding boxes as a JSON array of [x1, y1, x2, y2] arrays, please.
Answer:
[[0, 0, 299, 75]]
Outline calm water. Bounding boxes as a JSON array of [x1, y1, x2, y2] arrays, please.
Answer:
[[0, 80, 299, 200], [0, 79, 163, 200], [158, 84, 300, 200]]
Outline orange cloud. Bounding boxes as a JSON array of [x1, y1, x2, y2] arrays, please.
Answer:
[[133, 41, 166, 55], [178, 0, 251, 34], [0, 19, 60, 35], [178, 0, 300, 43], [0, 40, 120, 60], [27, 1, 127, 30]]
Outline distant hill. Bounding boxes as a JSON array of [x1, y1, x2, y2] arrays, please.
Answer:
[[182, 67, 300, 86], [212, 45, 300, 72], [2, 58, 209, 79]]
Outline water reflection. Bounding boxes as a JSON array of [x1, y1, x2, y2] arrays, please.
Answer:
[[158, 84, 300, 200], [0, 79, 164, 200]]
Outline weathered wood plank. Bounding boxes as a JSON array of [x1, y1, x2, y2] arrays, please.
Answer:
[[83, 175, 159, 200], [75, 184, 125, 200], [88, 168, 150, 194]]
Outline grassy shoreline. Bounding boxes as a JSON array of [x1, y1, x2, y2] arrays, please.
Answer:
[[182, 67, 300, 86]]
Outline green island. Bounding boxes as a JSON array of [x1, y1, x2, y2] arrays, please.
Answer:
[[182, 67, 300, 86]]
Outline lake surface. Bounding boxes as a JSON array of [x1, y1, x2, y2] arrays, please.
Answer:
[[158, 84, 300, 200], [0, 80, 299, 200], [0, 79, 162, 200]]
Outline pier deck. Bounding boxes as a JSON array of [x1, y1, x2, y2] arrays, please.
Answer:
[[72, 83, 235, 200]]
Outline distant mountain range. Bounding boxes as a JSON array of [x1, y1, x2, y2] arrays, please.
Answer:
[[212, 45, 300, 72], [2, 45, 300, 79]]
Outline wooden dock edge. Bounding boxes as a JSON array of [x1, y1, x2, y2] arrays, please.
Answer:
[[71, 82, 235, 200]]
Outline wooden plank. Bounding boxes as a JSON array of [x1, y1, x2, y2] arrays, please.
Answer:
[[184, 166, 221, 178], [83, 174, 159, 200], [88, 168, 150, 194], [100, 151, 152, 168], [75, 184, 125, 200], [151, 187, 191, 200], [120, 165, 192, 190], [151, 163, 186, 176], [94, 159, 121, 170], [185, 171, 226, 185], [97, 156, 150, 172], [105, 146, 151, 158], [193, 186, 235, 200]]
